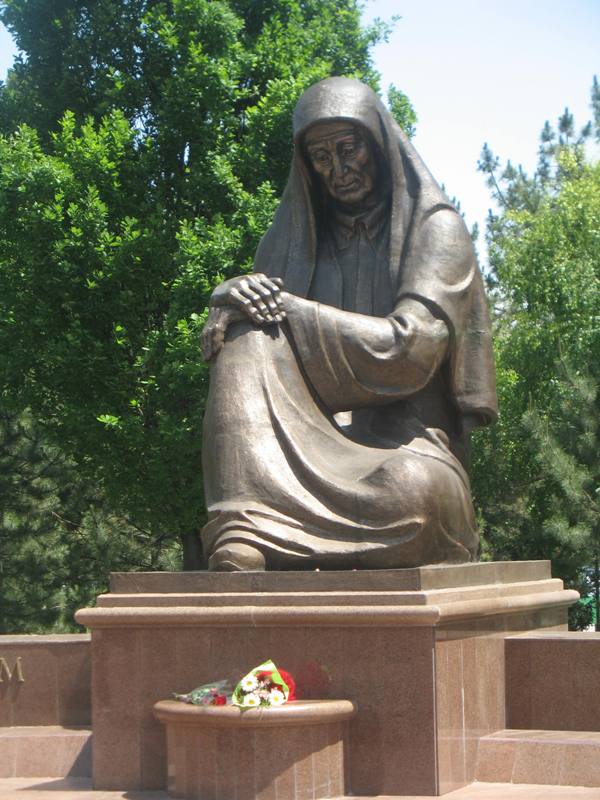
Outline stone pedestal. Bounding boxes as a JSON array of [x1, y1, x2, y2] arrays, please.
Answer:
[[0, 634, 90, 727], [153, 699, 356, 799], [0, 634, 92, 779], [75, 560, 577, 796]]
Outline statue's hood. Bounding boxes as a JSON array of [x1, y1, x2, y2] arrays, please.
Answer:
[[253, 77, 498, 428], [292, 77, 387, 151]]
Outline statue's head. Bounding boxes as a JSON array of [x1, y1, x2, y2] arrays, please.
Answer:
[[293, 77, 389, 210], [303, 121, 377, 207]]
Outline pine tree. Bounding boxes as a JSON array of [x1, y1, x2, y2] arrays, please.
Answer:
[[523, 363, 600, 629], [0, 410, 179, 632], [472, 78, 600, 627]]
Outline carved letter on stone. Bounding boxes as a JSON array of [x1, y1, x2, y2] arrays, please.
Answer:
[[0, 656, 25, 683]]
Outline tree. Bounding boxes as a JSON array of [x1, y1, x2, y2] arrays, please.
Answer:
[[473, 80, 600, 627], [0, 1, 417, 588], [0, 410, 179, 632]]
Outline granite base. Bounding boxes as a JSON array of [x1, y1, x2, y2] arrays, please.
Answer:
[[153, 699, 356, 799], [75, 561, 576, 796]]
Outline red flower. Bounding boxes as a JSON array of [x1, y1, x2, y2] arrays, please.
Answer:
[[278, 669, 296, 701], [213, 695, 227, 706]]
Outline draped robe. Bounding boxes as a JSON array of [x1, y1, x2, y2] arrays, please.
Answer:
[[201, 78, 497, 570]]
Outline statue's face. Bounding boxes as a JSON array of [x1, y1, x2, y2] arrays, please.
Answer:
[[304, 121, 377, 206]]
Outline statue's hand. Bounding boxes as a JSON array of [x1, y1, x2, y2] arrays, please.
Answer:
[[210, 274, 285, 324], [200, 306, 246, 362]]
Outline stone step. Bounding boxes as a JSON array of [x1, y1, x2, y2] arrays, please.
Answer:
[[476, 729, 600, 787], [505, 631, 600, 731], [0, 726, 92, 778]]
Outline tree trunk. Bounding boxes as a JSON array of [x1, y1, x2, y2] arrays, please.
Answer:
[[181, 530, 204, 571]]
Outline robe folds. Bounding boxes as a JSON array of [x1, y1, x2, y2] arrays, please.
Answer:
[[201, 78, 497, 570]]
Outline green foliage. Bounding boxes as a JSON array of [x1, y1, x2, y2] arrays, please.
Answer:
[[387, 85, 417, 138], [0, 411, 179, 632], [0, 0, 401, 614], [473, 80, 600, 625]]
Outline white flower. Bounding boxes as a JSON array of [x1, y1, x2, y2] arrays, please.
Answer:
[[242, 693, 260, 707], [241, 675, 258, 692], [269, 689, 285, 706]]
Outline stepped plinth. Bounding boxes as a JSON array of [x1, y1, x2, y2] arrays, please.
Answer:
[[75, 560, 577, 796]]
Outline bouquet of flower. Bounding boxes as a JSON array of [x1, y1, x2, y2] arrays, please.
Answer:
[[232, 660, 295, 708], [173, 679, 232, 706]]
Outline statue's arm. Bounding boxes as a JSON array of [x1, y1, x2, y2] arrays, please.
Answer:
[[201, 273, 285, 361], [280, 292, 449, 412]]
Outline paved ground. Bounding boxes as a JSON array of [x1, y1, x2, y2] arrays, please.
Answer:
[[1, 779, 600, 799], [0, 779, 167, 800]]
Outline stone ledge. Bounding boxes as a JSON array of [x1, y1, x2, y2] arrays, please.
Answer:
[[0, 634, 90, 645], [476, 729, 600, 787], [96, 578, 564, 608], [153, 698, 356, 728], [506, 631, 600, 640], [76, 588, 578, 629], [109, 560, 551, 594]]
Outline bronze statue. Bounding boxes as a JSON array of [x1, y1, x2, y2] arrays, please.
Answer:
[[200, 77, 497, 572]]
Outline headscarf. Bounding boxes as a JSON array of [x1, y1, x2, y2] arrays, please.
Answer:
[[254, 77, 497, 427]]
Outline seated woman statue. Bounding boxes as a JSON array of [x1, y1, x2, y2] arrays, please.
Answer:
[[200, 77, 497, 572]]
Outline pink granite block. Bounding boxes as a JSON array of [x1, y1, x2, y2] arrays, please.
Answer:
[[475, 737, 517, 783], [0, 636, 91, 729], [325, 724, 344, 797], [174, 628, 214, 693], [270, 726, 298, 800], [511, 739, 562, 785], [91, 629, 142, 790], [80, 561, 577, 795], [335, 625, 436, 797], [138, 628, 185, 790], [0, 735, 17, 778], [2, 647, 57, 727], [236, 728, 258, 800], [0, 727, 91, 779], [311, 722, 333, 798], [292, 726, 316, 800], [55, 644, 92, 726], [436, 636, 466, 795], [154, 700, 355, 800], [506, 633, 600, 731], [558, 737, 600, 787], [191, 728, 216, 798]]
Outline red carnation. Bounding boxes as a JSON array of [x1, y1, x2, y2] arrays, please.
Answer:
[[213, 695, 227, 706], [278, 669, 296, 701]]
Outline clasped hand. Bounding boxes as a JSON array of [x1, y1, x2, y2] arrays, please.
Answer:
[[201, 273, 286, 362]]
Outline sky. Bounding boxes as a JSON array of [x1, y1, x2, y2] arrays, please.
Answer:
[[0, 0, 598, 261], [362, 0, 600, 257]]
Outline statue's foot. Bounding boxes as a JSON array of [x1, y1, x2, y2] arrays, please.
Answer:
[[208, 542, 266, 572]]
